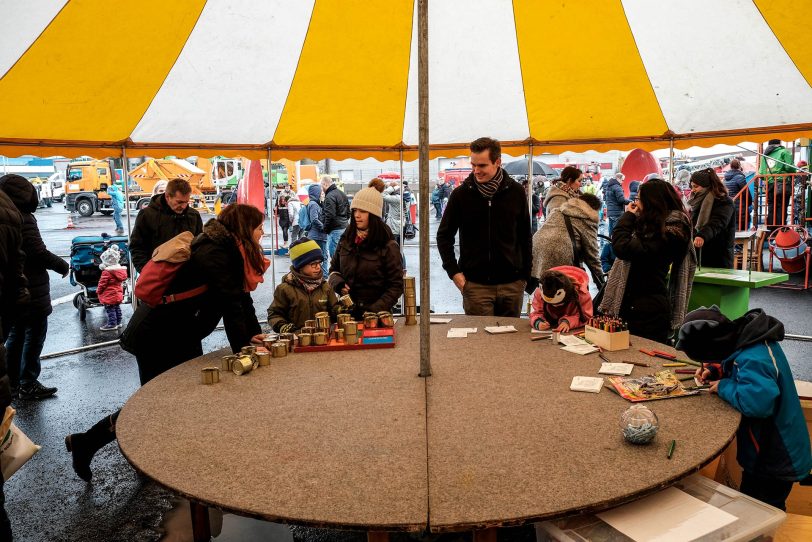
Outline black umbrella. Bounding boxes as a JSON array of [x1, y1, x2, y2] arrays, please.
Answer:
[[503, 160, 557, 177]]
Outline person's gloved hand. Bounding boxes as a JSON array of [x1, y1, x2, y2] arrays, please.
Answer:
[[279, 323, 295, 334], [533, 319, 550, 331]]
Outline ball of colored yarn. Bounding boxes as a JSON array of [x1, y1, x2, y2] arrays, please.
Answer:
[[620, 405, 659, 445]]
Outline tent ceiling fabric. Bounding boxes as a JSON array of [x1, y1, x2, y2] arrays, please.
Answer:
[[1, 0, 812, 159]]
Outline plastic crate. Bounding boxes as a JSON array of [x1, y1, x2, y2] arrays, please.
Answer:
[[536, 475, 785, 542]]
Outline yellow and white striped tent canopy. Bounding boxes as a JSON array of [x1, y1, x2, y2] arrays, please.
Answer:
[[1, 0, 811, 159]]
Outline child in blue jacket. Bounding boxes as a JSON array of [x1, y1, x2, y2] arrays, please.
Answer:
[[677, 306, 812, 510]]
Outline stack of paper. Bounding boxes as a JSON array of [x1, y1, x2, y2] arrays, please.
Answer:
[[570, 376, 604, 393], [430, 317, 453, 324], [446, 328, 477, 338], [559, 334, 599, 355], [484, 325, 518, 334], [599, 362, 634, 376]]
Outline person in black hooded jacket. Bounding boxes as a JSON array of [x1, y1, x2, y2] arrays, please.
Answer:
[[0, 174, 69, 400], [688, 168, 735, 268], [65, 204, 266, 483], [723, 159, 749, 230], [0, 187, 28, 540]]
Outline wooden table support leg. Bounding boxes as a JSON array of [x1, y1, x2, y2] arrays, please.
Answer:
[[190, 501, 212, 542], [474, 527, 497, 542], [367, 532, 390, 542]]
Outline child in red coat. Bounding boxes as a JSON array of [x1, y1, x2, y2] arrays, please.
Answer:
[[530, 265, 593, 332], [97, 245, 127, 331]]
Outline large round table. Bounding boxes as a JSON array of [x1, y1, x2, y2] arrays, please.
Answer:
[[117, 316, 740, 541]]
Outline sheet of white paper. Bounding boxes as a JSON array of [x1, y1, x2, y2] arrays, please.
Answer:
[[484, 325, 518, 334], [597, 487, 737, 542], [700, 272, 746, 280], [599, 362, 634, 376], [558, 334, 588, 347], [446, 329, 469, 338], [530, 329, 552, 335], [458, 328, 477, 333], [430, 317, 452, 324], [561, 344, 599, 355], [570, 376, 604, 393]]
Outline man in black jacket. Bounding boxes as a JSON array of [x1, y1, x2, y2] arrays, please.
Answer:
[[130, 178, 203, 272], [437, 137, 532, 316], [320, 175, 350, 260], [0, 175, 69, 400]]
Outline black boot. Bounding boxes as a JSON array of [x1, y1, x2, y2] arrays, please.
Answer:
[[65, 411, 118, 482]]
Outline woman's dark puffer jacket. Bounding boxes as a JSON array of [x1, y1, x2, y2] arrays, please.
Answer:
[[0, 175, 69, 317], [328, 233, 404, 319]]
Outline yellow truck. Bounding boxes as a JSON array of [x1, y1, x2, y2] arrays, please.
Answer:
[[64, 159, 117, 216]]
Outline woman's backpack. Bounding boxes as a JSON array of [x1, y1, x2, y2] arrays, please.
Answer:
[[299, 204, 311, 232]]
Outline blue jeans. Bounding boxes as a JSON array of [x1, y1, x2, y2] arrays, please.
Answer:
[[327, 228, 345, 262], [600, 217, 618, 273], [315, 239, 329, 279], [5, 314, 48, 388], [113, 207, 124, 231]]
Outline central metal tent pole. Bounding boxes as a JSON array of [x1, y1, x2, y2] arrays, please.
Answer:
[[669, 138, 675, 183], [418, 0, 431, 378], [267, 147, 277, 291], [121, 145, 138, 308]]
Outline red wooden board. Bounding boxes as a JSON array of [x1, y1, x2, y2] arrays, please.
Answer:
[[294, 326, 396, 353]]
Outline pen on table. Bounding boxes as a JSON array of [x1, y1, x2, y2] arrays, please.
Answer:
[[663, 363, 687, 367], [667, 439, 676, 459], [598, 353, 611, 363], [626, 361, 651, 367]]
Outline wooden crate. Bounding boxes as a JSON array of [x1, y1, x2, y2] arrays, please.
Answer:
[[584, 325, 630, 351]]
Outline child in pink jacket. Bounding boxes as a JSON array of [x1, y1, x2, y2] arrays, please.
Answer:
[[97, 245, 128, 331], [530, 265, 593, 332]]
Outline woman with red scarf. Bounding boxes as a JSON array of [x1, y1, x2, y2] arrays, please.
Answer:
[[328, 187, 403, 320], [65, 204, 268, 482]]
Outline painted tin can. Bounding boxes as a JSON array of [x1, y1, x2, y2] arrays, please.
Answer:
[[232, 355, 254, 375], [315, 312, 330, 330], [313, 332, 327, 346], [363, 312, 378, 328], [256, 350, 271, 366], [304, 319, 316, 329], [201, 367, 220, 385], [337, 313, 351, 327], [551, 331, 560, 345], [335, 328, 345, 342], [271, 342, 288, 358], [221, 354, 237, 372], [343, 321, 359, 337], [262, 338, 276, 351], [280, 333, 296, 350], [300, 326, 316, 335], [338, 294, 354, 309], [404, 305, 417, 315], [298, 333, 312, 346], [377, 311, 394, 327], [345, 331, 359, 345], [277, 338, 290, 354], [405, 314, 417, 326], [403, 276, 416, 290]]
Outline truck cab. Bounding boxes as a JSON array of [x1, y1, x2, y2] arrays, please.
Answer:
[[65, 160, 115, 216]]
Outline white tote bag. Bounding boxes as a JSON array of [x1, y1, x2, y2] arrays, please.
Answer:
[[0, 407, 40, 479]]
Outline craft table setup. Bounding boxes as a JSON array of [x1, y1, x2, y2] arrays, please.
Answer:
[[117, 316, 741, 542], [689, 267, 788, 319]]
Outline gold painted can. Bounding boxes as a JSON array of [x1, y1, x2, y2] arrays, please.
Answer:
[[298, 333, 312, 346], [304, 319, 316, 329], [335, 328, 345, 342], [405, 314, 417, 326], [377, 311, 394, 327], [201, 367, 220, 385], [277, 338, 290, 354], [256, 350, 271, 366], [313, 331, 327, 345], [315, 312, 330, 330], [343, 320, 359, 337], [345, 331, 359, 345], [271, 342, 288, 358], [221, 354, 237, 372], [300, 326, 316, 335], [404, 305, 417, 315], [363, 312, 378, 328], [232, 355, 254, 375], [403, 276, 416, 290], [262, 338, 276, 351], [337, 313, 351, 327], [280, 333, 296, 350], [338, 294, 354, 309], [404, 292, 417, 303]]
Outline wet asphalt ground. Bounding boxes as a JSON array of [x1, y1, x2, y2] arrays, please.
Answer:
[[5, 204, 811, 541]]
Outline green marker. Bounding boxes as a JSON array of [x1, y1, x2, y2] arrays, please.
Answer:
[[667, 439, 676, 459]]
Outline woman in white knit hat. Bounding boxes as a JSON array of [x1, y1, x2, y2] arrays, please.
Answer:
[[328, 185, 404, 319]]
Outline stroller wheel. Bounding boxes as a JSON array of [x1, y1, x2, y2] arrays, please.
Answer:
[[72, 292, 82, 308], [76, 293, 87, 321]]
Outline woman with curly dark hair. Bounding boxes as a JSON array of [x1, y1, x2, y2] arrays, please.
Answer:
[[328, 187, 403, 319], [65, 204, 268, 482], [599, 179, 696, 343]]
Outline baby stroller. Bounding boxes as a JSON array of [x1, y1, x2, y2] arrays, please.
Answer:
[[69, 234, 131, 321]]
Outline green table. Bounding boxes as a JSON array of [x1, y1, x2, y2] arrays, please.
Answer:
[[689, 267, 788, 319]]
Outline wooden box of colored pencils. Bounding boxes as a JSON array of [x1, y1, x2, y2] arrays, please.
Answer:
[[585, 325, 630, 351]]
